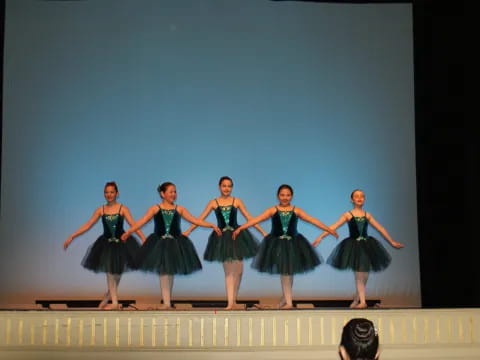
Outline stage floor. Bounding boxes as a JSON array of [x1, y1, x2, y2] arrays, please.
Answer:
[[1, 307, 479, 360]]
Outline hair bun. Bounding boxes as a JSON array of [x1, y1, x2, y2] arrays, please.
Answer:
[[341, 318, 378, 360], [351, 320, 376, 342]]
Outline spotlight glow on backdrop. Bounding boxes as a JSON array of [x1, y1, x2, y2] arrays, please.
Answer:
[[1, 0, 419, 306]]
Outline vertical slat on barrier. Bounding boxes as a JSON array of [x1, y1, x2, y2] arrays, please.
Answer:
[[308, 317, 312, 346], [188, 319, 193, 347], [224, 318, 229, 346], [103, 318, 107, 346], [18, 319, 23, 345], [139, 318, 144, 347], [42, 319, 47, 346], [78, 319, 83, 346], [177, 318, 181, 347], [248, 318, 252, 347], [236, 318, 241, 346], [54, 319, 59, 345], [115, 318, 120, 347], [127, 318, 131, 347], [90, 318, 95, 346], [212, 317, 217, 346], [260, 318, 265, 346], [272, 317, 277, 346]]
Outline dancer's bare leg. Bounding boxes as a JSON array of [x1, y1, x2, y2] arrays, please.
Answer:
[[103, 273, 122, 309], [278, 276, 294, 308], [354, 271, 369, 309], [223, 261, 235, 309], [231, 260, 244, 309], [350, 278, 360, 308], [280, 275, 294, 309], [160, 274, 174, 309], [98, 284, 110, 309]]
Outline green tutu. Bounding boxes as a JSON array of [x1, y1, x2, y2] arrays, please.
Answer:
[[252, 233, 322, 275], [137, 233, 202, 275], [82, 234, 140, 274], [327, 236, 391, 272], [204, 228, 258, 262]]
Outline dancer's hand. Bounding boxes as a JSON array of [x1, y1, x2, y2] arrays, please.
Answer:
[[63, 236, 73, 250], [182, 229, 191, 237], [212, 226, 222, 236], [328, 228, 339, 238], [232, 228, 241, 240], [391, 240, 404, 248], [120, 232, 130, 241]]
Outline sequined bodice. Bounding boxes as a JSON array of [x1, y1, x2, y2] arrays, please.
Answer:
[[214, 205, 239, 231], [271, 208, 298, 238], [153, 207, 181, 236], [347, 212, 369, 240], [102, 213, 125, 242]]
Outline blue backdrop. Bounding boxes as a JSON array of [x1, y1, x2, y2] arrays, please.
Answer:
[[1, 0, 419, 306]]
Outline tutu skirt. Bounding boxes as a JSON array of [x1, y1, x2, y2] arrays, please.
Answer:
[[81, 235, 140, 275], [327, 236, 391, 272], [136, 233, 202, 275], [252, 233, 322, 275], [204, 229, 258, 262]]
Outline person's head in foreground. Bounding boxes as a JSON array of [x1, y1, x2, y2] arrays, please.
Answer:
[[339, 318, 379, 360]]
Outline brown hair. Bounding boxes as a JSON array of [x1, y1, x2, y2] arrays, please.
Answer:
[[157, 182, 175, 195], [104, 181, 119, 192], [218, 176, 233, 186], [350, 189, 364, 200], [277, 184, 293, 196]]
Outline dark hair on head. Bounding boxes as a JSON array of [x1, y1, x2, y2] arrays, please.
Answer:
[[277, 184, 293, 196], [350, 189, 364, 200], [105, 181, 119, 192], [157, 182, 175, 194], [340, 318, 378, 360], [218, 176, 233, 186]]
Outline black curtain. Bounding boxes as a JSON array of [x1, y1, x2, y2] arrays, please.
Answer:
[[413, 1, 473, 307]]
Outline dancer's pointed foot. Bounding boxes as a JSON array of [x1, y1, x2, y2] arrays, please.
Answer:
[[158, 304, 174, 310], [279, 303, 294, 310]]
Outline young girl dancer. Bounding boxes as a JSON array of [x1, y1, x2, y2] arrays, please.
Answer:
[[63, 181, 145, 309], [313, 189, 404, 309], [121, 182, 221, 309], [233, 184, 338, 309], [183, 176, 267, 310]]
